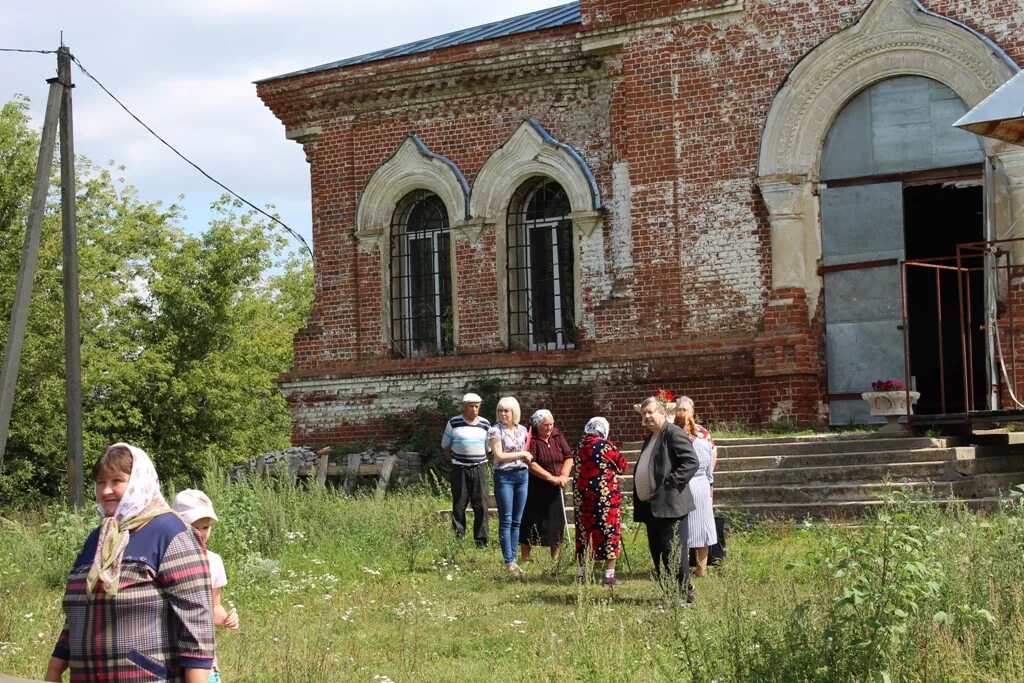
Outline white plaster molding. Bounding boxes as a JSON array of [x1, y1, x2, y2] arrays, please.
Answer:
[[472, 119, 602, 348], [356, 225, 387, 253], [355, 135, 469, 253], [994, 148, 1024, 266], [758, 0, 1016, 180], [285, 125, 322, 143], [756, 176, 819, 301], [571, 209, 603, 237], [470, 118, 601, 223], [451, 218, 491, 245], [756, 0, 1017, 317]]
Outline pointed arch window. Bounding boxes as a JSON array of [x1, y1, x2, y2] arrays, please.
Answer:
[[506, 178, 577, 350], [390, 190, 453, 357]]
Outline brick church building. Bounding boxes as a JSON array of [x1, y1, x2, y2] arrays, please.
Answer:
[[257, 0, 1024, 445]]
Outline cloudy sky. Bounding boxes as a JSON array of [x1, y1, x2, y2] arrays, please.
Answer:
[[1, 0, 564, 256]]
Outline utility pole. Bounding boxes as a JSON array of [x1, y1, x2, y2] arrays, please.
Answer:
[[0, 65, 64, 475], [0, 47, 84, 509], [59, 46, 84, 509]]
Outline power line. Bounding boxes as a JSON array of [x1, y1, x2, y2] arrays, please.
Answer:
[[67, 53, 314, 261], [0, 48, 58, 54]]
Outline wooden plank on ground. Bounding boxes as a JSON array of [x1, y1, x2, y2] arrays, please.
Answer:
[[343, 453, 361, 496], [376, 455, 397, 498], [315, 448, 330, 487]]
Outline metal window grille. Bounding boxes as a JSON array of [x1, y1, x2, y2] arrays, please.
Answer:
[[506, 179, 577, 351], [390, 190, 453, 357]]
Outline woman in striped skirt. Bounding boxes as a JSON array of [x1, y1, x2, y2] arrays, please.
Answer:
[[678, 396, 717, 576]]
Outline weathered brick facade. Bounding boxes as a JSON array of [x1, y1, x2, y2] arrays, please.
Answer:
[[257, 0, 1024, 445]]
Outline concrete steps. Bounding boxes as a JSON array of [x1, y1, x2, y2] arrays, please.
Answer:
[[712, 447, 968, 472], [722, 496, 1007, 519], [713, 472, 1024, 506], [441, 433, 1024, 522], [715, 436, 950, 458], [711, 433, 1024, 519]]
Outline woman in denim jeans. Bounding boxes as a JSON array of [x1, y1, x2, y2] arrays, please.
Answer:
[[487, 396, 534, 575]]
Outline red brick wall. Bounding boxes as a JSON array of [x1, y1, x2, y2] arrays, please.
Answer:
[[258, 0, 1024, 444]]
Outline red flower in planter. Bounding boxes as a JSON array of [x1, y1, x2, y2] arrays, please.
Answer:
[[871, 379, 905, 391]]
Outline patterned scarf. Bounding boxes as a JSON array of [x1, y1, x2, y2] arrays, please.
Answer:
[[86, 443, 170, 597], [583, 417, 610, 438]]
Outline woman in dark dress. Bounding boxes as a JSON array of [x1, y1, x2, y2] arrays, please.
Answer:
[[520, 409, 574, 564]]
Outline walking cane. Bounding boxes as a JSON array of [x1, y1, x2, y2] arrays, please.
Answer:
[[620, 523, 633, 574], [560, 486, 569, 529]]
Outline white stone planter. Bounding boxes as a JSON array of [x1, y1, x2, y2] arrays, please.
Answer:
[[861, 390, 921, 433]]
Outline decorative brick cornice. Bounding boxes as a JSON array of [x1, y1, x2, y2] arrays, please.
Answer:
[[579, 0, 745, 54], [262, 43, 605, 123]]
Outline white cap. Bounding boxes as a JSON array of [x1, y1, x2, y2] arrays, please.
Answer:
[[462, 393, 483, 404], [172, 488, 219, 525]]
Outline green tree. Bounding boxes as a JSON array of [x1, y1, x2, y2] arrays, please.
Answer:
[[0, 97, 313, 504]]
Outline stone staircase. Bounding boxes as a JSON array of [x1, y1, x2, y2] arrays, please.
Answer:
[[711, 433, 1024, 519], [446, 432, 1024, 522]]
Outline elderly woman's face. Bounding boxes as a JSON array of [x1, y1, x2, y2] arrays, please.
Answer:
[[680, 404, 694, 421], [641, 403, 666, 432], [537, 417, 555, 439], [497, 406, 514, 425]]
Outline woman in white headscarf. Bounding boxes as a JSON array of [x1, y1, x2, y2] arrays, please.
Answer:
[[520, 409, 574, 564], [44, 443, 214, 683], [573, 417, 628, 585]]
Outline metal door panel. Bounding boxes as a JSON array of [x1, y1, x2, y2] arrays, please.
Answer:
[[825, 319, 906, 393], [820, 184, 904, 266], [821, 183, 905, 426], [823, 265, 902, 324]]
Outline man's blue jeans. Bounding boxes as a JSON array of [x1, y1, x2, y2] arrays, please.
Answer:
[[493, 467, 529, 565]]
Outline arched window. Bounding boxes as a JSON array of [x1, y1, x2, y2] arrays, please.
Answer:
[[506, 178, 576, 350], [390, 190, 453, 357]]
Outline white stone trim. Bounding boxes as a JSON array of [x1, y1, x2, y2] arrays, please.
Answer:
[[758, 0, 1015, 179], [471, 119, 602, 347], [994, 148, 1024, 269], [355, 135, 469, 254], [470, 118, 601, 222], [756, 0, 1017, 317]]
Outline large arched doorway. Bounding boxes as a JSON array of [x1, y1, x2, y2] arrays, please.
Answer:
[[820, 76, 985, 424], [755, 0, 1017, 427]]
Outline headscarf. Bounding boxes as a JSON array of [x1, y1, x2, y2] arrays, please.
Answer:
[[530, 409, 553, 426], [87, 443, 171, 597], [583, 417, 610, 439]]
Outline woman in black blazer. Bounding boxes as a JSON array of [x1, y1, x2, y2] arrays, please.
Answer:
[[633, 396, 700, 604]]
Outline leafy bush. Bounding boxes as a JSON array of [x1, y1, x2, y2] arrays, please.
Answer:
[[383, 376, 507, 480], [40, 506, 95, 588]]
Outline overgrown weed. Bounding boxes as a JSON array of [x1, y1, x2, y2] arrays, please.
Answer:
[[4, 480, 1024, 681]]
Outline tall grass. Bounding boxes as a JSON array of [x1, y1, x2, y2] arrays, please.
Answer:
[[2, 475, 1023, 682]]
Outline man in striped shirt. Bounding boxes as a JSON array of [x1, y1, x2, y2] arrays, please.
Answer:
[[442, 393, 491, 548]]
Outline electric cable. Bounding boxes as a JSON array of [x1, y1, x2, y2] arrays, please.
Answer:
[[69, 54, 314, 261], [0, 48, 57, 54]]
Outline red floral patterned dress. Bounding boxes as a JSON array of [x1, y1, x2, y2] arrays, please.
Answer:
[[573, 434, 628, 561]]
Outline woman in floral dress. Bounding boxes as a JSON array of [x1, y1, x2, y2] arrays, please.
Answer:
[[573, 417, 629, 585]]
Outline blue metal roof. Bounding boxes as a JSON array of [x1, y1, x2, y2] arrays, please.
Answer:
[[257, 2, 581, 84]]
